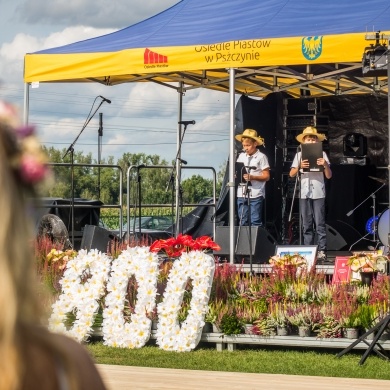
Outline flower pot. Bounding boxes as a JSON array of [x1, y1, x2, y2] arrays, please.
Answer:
[[360, 271, 378, 286], [379, 329, 390, 341], [364, 328, 375, 340], [298, 326, 311, 337], [277, 326, 288, 336], [212, 324, 222, 333], [244, 324, 254, 335], [202, 322, 213, 333], [344, 327, 359, 339]]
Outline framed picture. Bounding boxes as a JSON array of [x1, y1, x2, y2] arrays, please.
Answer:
[[275, 245, 318, 270]]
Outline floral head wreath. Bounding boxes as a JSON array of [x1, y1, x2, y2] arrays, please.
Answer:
[[0, 100, 51, 191]]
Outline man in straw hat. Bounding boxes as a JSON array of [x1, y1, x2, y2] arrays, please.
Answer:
[[289, 126, 332, 261], [235, 129, 270, 226]]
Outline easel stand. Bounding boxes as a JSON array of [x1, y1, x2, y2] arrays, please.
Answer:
[[337, 314, 390, 365]]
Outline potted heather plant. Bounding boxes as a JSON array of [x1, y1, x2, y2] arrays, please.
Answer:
[[235, 299, 267, 334], [267, 303, 289, 335], [286, 304, 317, 337], [219, 309, 243, 335], [206, 300, 228, 333], [340, 311, 362, 339]]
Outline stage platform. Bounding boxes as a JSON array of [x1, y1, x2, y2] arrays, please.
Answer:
[[230, 250, 352, 275]]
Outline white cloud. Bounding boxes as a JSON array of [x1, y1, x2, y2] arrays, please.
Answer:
[[0, 26, 115, 85], [0, 2, 231, 173]]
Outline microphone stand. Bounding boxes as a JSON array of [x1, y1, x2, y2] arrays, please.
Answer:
[[288, 146, 302, 244], [245, 167, 254, 274], [166, 122, 192, 237], [98, 112, 103, 200], [63, 98, 105, 247], [235, 165, 254, 273], [347, 183, 385, 251]]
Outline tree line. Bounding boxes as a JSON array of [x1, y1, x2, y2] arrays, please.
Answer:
[[43, 147, 225, 206]]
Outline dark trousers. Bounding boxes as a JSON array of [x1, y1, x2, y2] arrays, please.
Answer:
[[300, 198, 326, 251]]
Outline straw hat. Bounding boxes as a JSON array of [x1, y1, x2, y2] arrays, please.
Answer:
[[235, 129, 264, 146], [296, 126, 326, 143]]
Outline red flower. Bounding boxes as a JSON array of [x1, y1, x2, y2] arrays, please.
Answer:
[[195, 236, 221, 251], [150, 234, 221, 257], [175, 234, 195, 250], [150, 239, 169, 253]]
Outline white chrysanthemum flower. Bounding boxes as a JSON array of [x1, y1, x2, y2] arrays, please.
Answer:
[[102, 247, 159, 349], [156, 251, 214, 352], [49, 250, 112, 342]]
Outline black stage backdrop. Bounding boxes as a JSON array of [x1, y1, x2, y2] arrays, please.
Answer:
[[214, 92, 389, 248]]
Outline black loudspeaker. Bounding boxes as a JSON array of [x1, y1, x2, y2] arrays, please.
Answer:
[[325, 221, 362, 251], [214, 226, 277, 264], [81, 225, 118, 253], [343, 133, 367, 157]]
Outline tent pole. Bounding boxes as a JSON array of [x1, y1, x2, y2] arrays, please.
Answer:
[[229, 68, 236, 264], [175, 82, 184, 237], [387, 43, 390, 250], [23, 83, 29, 125]]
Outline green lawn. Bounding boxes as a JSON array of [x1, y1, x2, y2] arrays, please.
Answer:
[[87, 342, 390, 380]]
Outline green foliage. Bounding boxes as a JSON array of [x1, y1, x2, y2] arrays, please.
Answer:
[[220, 311, 243, 335], [356, 304, 377, 329], [42, 147, 221, 207], [181, 175, 215, 203]]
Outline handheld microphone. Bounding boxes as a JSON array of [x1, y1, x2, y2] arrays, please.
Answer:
[[245, 166, 257, 170], [178, 120, 195, 125], [178, 158, 187, 165], [99, 95, 111, 104]]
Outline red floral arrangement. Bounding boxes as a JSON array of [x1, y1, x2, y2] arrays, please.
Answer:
[[150, 234, 221, 258]]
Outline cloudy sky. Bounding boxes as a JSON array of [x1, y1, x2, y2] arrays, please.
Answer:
[[0, 0, 231, 180]]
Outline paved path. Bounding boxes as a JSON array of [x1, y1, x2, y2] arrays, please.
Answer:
[[97, 365, 390, 389]]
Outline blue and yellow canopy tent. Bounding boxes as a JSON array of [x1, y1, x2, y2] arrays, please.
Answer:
[[24, 0, 390, 97], [23, 0, 390, 257]]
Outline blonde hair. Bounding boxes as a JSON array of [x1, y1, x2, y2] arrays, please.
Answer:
[[0, 122, 39, 388], [0, 120, 80, 389]]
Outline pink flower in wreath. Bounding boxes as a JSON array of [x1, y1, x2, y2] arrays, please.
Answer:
[[19, 155, 48, 184]]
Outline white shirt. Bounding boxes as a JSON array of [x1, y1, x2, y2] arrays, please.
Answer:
[[236, 149, 270, 198], [291, 151, 330, 199]]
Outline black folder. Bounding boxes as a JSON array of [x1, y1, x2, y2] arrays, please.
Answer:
[[301, 143, 323, 172]]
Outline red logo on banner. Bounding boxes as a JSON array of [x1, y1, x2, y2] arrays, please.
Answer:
[[144, 48, 168, 65]]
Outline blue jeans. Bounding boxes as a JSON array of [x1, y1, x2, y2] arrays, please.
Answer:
[[237, 196, 264, 226], [299, 198, 327, 251]]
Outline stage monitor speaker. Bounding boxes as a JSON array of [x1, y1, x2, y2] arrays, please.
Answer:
[[326, 224, 347, 251], [81, 225, 118, 253], [214, 226, 277, 264], [325, 220, 362, 251]]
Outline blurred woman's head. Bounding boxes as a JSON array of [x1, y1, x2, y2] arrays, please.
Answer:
[[0, 100, 51, 389]]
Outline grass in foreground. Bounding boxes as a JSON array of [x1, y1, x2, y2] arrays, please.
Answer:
[[86, 342, 390, 380]]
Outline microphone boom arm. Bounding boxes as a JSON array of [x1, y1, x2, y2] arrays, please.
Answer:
[[63, 98, 105, 159]]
